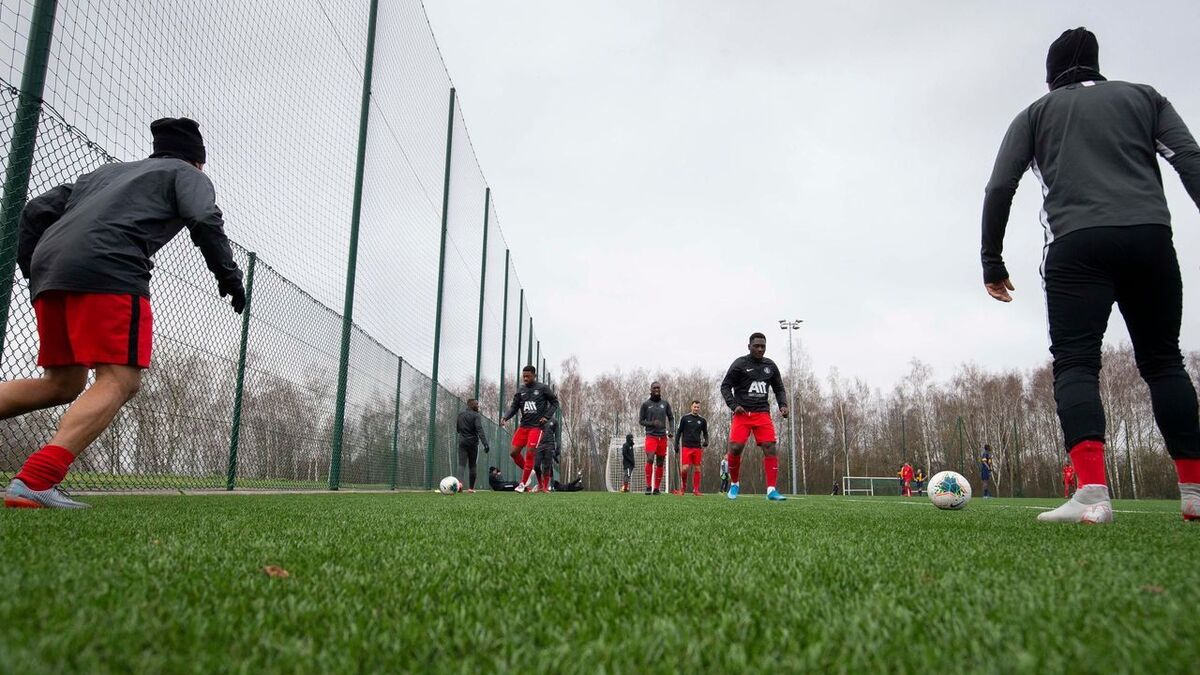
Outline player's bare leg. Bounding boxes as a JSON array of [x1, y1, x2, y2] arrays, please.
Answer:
[[0, 366, 87, 419], [6, 365, 141, 509]]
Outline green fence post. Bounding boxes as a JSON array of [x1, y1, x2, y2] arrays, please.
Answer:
[[496, 249, 510, 454], [426, 87, 457, 491], [473, 187, 490, 399], [527, 317, 533, 366], [515, 289, 524, 373], [0, 0, 60, 356], [329, 0, 381, 491], [226, 251, 257, 490], [390, 356, 403, 490]]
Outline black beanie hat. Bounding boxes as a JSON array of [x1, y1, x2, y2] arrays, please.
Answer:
[[150, 117, 206, 164], [1046, 27, 1100, 86]]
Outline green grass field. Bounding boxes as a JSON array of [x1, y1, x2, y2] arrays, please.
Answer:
[[2, 491, 1197, 673]]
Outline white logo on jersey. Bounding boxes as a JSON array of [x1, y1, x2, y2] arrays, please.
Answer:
[[748, 381, 768, 396], [764, 367, 771, 376], [523, 401, 538, 413]]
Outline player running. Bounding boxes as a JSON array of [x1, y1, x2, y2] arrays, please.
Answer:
[[3, 118, 244, 509], [720, 332, 789, 501], [620, 433, 635, 493], [455, 398, 490, 493], [673, 400, 709, 495], [501, 365, 559, 493], [638, 381, 674, 495], [980, 27, 1200, 523]]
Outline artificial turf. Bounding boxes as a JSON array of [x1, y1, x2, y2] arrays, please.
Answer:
[[1, 491, 1196, 673]]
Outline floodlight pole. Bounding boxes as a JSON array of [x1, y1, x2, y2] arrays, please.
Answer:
[[779, 319, 803, 494]]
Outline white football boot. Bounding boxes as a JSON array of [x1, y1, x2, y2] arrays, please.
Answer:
[[1180, 483, 1199, 522], [4, 479, 91, 509], [1037, 484, 1112, 524]]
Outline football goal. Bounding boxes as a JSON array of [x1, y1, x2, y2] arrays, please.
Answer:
[[842, 476, 902, 496], [606, 435, 673, 493]]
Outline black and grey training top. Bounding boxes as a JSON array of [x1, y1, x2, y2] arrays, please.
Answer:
[[721, 355, 787, 413], [455, 409, 489, 448], [503, 382, 559, 428], [18, 158, 242, 299], [981, 79, 1200, 283], [639, 398, 675, 438], [675, 413, 709, 449]]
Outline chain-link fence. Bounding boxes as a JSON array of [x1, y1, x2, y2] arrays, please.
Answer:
[[0, 0, 549, 491]]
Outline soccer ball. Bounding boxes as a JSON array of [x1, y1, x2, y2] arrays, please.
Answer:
[[438, 476, 461, 495], [928, 470, 972, 510]]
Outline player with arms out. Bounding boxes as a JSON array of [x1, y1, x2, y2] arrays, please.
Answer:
[[673, 399, 709, 496], [639, 381, 674, 495], [980, 27, 1200, 522], [720, 332, 789, 501], [501, 365, 559, 493], [3, 118, 244, 509]]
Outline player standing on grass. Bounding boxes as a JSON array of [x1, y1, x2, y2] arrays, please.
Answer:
[[673, 399, 709, 496], [501, 365, 558, 493], [534, 417, 559, 493], [980, 27, 1200, 522], [899, 462, 914, 497], [455, 398, 490, 493], [980, 446, 994, 498], [720, 332, 789, 501], [639, 381, 674, 495], [620, 433, 635, 492], [3, 118, 244, 509]]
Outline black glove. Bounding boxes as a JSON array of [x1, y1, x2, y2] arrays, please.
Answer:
[[219, 278, 246, 314]]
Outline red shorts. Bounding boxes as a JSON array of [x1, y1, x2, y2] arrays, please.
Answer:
[[34, 291, 153, 368], [681, 447, 703, 465], [511, 426, 543, 450], [730, 412, 776, 445], [644, 436, 668, 456]]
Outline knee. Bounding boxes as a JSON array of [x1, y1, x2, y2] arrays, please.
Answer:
[[729, 444, 744, 456], [762, 443, 778, 456], [655, 456, 665, 467], [49, 378, 86, 406], [98, 367, 142, 402]]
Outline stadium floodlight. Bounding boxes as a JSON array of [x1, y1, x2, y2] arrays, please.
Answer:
[[779, 319, 804, 494]]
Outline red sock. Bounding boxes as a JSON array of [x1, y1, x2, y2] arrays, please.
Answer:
[[692, 471, 700, 492], [540, 472, 549, 491], [1175, 459, 1200, 484], [1068, 440, 1107, 486], [653, 463, 664, 491], [520, 449, 535, 484], [728, 453, 742, 484], [680, 470, 688, 491], [764, 455, 779, 491], [14, 445, 75, 491], [644, 462, 653, 488]]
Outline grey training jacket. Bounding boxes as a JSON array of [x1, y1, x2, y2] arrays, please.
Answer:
[[19, 157, 242, 298], [981, 79, 1200, 283]]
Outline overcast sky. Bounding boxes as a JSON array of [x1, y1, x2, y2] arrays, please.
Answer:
[[423, 0, 1200, 389]]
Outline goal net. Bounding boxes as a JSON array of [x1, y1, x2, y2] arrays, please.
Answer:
[[606, 435, 673, 493], [842, 476, 903, 496]]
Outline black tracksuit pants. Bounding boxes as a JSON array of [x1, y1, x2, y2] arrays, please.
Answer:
[[1043, 224, 1199, 458], [457, 440, 479, 488]]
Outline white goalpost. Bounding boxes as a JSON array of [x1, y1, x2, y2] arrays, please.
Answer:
[[606, 435, 672, 493], [842, 476, 903, 496]]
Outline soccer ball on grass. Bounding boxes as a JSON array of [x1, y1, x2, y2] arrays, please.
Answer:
[[438, 476, 462, 495], [928, 470, 971, 510]]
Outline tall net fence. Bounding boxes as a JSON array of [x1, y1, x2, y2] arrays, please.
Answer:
[[0, 0, 554, 491]]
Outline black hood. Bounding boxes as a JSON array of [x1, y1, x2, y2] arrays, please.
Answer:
[[1046, 27, 1104, 89]]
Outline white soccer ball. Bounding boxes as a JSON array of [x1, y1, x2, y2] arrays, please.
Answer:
[[438, 476, 461, 495], [928, 470, 972, 510]]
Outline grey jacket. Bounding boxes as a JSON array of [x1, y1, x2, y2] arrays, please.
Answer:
[[981, 79, 1200, 283], [18, 157, 242, 298]]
